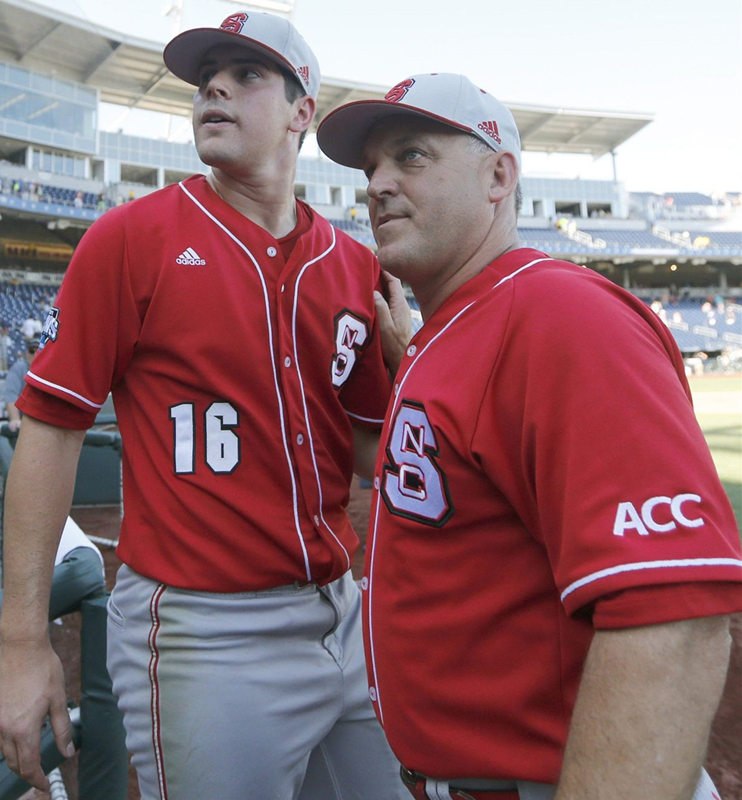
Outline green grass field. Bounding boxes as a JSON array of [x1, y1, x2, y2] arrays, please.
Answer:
[[689, 374, 742, 536]]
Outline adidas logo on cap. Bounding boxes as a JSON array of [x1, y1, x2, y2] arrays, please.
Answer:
[[477, 120, 502, 145], [176, 247, 206, 266]]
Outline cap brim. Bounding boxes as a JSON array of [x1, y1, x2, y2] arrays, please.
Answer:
[[317, 100, 472, 170], [163, 28, 294, 86]]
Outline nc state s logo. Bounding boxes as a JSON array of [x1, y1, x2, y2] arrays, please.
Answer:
[[331, 311, 369, 388], [220, 13, 247, 33], [385, 78, 415, 103]]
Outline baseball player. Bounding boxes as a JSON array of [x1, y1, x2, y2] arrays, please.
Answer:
[[317, 73, 742, 799], [0, 12, 406, 799]]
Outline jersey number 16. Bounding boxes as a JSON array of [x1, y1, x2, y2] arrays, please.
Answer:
[[169, 402, 240, 474]]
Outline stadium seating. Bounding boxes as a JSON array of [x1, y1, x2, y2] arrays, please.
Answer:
[[0, 175, 110, 213], [645, 298, 742, 354], [329, 218, 376, 247], [518, 228, 587, 254], [0, 281, 55, 365]]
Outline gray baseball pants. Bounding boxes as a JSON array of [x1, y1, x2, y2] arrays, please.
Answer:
[[106, 565, 406, 799]]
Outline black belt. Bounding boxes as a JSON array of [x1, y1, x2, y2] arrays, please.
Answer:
[[401, 766, 518, 795]]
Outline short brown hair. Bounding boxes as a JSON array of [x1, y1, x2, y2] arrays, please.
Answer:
[[467, 133, 522, 217]]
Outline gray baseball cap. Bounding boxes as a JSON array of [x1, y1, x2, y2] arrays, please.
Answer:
[[317, 73, 521, 169], [164, 10, 320, 100]]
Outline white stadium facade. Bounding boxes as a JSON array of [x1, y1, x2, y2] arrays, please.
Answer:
[[0, 0, 740, 368]]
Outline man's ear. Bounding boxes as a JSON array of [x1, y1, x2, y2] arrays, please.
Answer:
[[290, 95, 316, 135], [488, 151, 519, 205]]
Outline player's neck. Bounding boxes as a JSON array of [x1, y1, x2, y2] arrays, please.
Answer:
[[208, 170, 298, 239], [416, 232, 521, 321]]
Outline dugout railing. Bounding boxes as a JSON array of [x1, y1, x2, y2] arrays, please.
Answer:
[[0, 425, 128, 800]]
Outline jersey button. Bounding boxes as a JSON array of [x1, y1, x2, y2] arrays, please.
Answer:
[[368, 686, 377, 702], [284, 356, 291, 368], [296, 433, 304, 445], [267, 246, 277, 257], [394, 383, 399, 394], [361, 577, 368, 590], [406, 344, 417, 356], [313, 514, 320, 526], [373, 476, 380, 490]]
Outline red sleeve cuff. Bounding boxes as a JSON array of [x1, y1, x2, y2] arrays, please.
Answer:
[[17, 384, 96, 430], [592, 582, 742, 629]]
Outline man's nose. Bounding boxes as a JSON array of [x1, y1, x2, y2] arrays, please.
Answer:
[[367, 164, 398, 200], [202, 70, 231, 99]]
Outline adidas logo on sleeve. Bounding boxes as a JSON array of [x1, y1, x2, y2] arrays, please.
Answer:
[[176, 247, 206, 266]]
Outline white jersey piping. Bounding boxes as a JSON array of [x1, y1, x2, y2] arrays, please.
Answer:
[[387, 258, 550, 420], [290, 225, 352, 571], [561, 557, 742, 603], [178, 181, 312, 581], [366, 488, 385, 724], [367, 256, 550, 715], [346, 409, 385, 425], [26, 370, 103, 409]]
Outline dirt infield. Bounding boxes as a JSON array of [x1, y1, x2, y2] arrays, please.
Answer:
[[22, 479, 742, 799]]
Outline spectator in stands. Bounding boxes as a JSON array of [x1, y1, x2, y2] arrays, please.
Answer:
[[317, 71, 742, 800], [2, 336, 38, 431], [19, 314, 41, 341], [0, 325, 11, 372], [0, 11, 408, 800]]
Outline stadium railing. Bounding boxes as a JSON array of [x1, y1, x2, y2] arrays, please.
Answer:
[[0, 426, 128, 800]]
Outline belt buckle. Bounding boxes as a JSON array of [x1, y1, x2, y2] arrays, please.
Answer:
[[400, 766, 419, 789], [400, 767, 477, 800], [400, 766, 427, 799]]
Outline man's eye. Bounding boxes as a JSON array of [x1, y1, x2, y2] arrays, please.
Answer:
[[401, 149, 423, 163], [238, 68, 261, 80]]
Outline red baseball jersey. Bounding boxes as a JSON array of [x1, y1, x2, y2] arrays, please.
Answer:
[[20, 175, 391, 591], [363, 248, 742, 782]]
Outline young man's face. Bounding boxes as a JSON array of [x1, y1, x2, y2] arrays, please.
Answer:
[[362, 116, 497, 293], [192, 45, 302, 175]]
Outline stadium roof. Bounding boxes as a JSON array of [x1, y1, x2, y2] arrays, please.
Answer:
[[0, 0, 652, 157]]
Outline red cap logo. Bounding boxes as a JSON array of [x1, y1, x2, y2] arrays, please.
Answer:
[[477, 120, 502, 145], [220, 13, 247, 34], [385, 78, 415, 103], [297, 66, 310, 88]]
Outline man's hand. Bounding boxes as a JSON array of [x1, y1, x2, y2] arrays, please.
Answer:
[[0, 417, 85, 790], [375, 271, 412, 377], [0, 638, 74, 791], [5, 403, 22, 433]]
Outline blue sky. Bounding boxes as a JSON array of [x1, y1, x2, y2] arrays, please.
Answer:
[[36, 0, 742, 195]]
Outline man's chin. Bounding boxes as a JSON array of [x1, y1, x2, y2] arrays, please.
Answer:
[[193, 142, 235, 169], [375, 245, 409, 280]]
